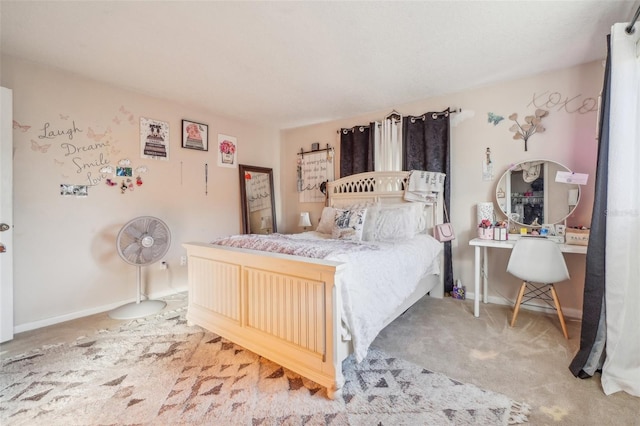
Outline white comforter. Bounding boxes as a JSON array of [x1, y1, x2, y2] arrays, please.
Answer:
[[211, 232, 442, 363], [290, 232, 442, 362]]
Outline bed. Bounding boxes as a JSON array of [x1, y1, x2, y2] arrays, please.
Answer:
[[182, 171, 445, 399]]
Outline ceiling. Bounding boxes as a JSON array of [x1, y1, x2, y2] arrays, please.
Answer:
[[1, 1, 637, 129]]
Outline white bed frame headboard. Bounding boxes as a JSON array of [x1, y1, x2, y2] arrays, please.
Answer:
[[326, 171, 444, 232]]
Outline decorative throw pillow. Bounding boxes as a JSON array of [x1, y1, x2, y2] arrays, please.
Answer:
[[372, 204, 422, 242], [332, 208, 368, 241], [316, 206, 336, 234]]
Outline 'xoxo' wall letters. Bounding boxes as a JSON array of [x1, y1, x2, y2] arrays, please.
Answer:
[[528, 91, 598, 114]]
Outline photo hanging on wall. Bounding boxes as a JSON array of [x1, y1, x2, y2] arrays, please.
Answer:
[[140, 117, 169, 161], [182, 119, 208, 151], [217, 134, 237, 168]]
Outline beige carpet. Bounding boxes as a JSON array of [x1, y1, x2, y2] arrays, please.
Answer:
[[374, 296, 640, 426], [0, 305, 530, 425]]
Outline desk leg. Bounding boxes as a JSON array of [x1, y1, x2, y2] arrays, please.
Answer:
[[482, 246, 488, 304], [474, 246, 480, 317]]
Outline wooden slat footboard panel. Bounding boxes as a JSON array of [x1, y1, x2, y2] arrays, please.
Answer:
[[183, 242, 346, 398], [245, 268, 325, 357], [190, 255, 240, 322]]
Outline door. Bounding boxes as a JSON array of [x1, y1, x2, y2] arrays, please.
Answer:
[[1, 87, 14, 342]]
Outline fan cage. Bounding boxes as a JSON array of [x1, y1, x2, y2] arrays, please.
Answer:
[[116, 216, 171, 265]]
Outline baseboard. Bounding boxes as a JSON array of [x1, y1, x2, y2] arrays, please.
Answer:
[[13, 287, 188, 334], [466, 291, 582, 321]]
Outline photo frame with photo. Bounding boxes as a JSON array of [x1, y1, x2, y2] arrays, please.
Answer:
[[182, 120, 208, 151], [541, 223, 555, 236]]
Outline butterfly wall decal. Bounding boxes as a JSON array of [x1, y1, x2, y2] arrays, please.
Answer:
[[54, 159, 65, 166], [119, 106, 131, 115], [59, 114, 69, 120], [487, 112, 504, 126], [13, 120, 31, 132], [87, 127, 110, 142], [112, 116, 121, 124], [31, 139, 51, 153]]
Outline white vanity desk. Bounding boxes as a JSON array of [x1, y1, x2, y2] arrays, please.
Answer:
[[469, 237, 587, 318]]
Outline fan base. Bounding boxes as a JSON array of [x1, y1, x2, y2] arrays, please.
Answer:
[[108, 299, 167, 320]]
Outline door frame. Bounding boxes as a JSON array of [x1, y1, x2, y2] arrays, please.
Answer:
[[1, 86, 14, 342]]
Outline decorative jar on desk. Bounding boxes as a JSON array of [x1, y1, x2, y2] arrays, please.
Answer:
[[478, 219, 494, 239]]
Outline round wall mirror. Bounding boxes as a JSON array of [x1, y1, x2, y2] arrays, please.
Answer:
[[495, 159, 580, 227]]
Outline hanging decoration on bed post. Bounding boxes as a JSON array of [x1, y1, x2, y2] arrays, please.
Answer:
[[297, 144, 334, 203]]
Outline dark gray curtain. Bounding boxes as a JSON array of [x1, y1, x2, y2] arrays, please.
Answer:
[[340, 124, 375, 178], [569, 35, 611, 377], [403, 109, 453, 293]]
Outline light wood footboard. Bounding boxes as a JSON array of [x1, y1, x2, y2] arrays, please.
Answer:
[[182, 242, 347, 399]]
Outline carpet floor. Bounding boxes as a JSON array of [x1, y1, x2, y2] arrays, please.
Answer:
[[0, 305, 529, 425]]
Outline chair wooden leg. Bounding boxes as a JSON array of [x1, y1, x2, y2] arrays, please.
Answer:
[[511, 282, 527, 327], [550, 284, 569, 339]]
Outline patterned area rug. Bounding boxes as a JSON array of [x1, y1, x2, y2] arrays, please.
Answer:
[[0, 307, 529, 425]]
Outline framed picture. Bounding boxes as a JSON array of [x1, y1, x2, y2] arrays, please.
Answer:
[[116, 167, 132, 177], [217, 134, 238, 168], [182, 120, 208, 151], [140, 117, 169, 161]]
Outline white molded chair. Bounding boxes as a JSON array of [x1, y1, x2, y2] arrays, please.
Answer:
[[506, 237, 570, 339]]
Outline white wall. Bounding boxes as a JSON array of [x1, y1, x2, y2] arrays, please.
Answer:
[[1, 56, 280, 330], [281, 61, 603, 317]]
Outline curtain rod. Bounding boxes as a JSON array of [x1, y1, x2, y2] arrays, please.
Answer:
[[626, 4, 640, 34], [297, 144, 333, 158], [337, 107, 461, 133]]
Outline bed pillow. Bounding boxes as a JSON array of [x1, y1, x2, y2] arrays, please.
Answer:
[[319, 202, 375, 236], [361, 202, 381, 241], [371, 203, 424, 242], [316, 206, 336, 234], [332, 207, 368, 241]]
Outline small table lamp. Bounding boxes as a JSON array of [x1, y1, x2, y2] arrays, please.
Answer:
[[298, 212, 312, 230]]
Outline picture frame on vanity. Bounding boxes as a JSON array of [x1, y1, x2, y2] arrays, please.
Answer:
[[541, 223, 555, 236], [182, 120, 208, 151]]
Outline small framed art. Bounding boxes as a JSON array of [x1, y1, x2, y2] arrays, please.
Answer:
[[182, 120, 208, 151], [140, 117, 169, 160], [217, 134, 237, 168]]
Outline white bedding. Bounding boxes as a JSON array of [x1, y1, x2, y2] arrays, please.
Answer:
[[211, 231, 442, 363], [290, 232, 442, 362]]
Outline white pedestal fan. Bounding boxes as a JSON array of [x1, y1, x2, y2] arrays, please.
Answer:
[[109, 216, 171, 320]]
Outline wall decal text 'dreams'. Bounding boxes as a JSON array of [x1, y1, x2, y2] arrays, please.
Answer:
[[508, 109, 548, 151]]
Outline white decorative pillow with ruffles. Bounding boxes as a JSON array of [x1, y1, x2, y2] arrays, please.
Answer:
[[372, 203, 425, 242], [332, 208, 368, 241]]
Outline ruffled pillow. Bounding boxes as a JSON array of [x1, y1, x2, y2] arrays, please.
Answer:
[[371, 203, 425, 242], [332, 208, 368, 241]]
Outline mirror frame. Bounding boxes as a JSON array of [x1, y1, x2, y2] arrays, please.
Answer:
[[495, 158, 580, 227], [239, 164, 277, 234]]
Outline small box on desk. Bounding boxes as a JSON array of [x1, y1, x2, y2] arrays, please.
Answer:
[[566, 228, 589, 246]]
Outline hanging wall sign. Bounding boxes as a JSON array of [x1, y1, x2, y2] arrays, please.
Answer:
[[298, 150, 334, 203]]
